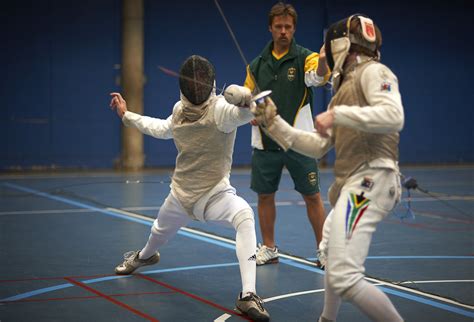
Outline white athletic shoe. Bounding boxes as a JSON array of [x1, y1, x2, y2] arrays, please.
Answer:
[[114, 250, 160, 275], [256, 243, 279, 265], [236, 292, 270, 321]]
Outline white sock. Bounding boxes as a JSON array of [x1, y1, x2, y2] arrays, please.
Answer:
[[139, 223, 172, 259], [347, 280, 403, 322], [235, 219, 257, 295], [321, 271, 341, 321]]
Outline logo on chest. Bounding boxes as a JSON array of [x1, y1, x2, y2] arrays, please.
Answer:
[[287, 67, 296, 81]]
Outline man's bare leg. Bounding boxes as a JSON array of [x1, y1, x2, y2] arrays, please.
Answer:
[[302, 192, 326, 247], [257, 193, 277, 248]]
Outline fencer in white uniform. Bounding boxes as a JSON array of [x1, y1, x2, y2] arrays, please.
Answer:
[[251, 15, 405, 322], [110, 55, 270, 321]]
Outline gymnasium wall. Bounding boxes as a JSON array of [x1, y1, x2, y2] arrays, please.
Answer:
[[1, 0, 471, 170]]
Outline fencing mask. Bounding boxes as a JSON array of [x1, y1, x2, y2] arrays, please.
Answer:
[[325, 14, 381, 89], [179, 55, 215, 105]]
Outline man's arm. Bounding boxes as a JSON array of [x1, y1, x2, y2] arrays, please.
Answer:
[[216, 88, 254, 133], [333, 64, 404, 133], [251, 97, 333, 158], [109, 92, 173, 139], [122, 111, 173, 139], [304, 45, 331, 87], [266, 116, 333, 158], [244, 65, 257, 93], [315, 64, 404, 136]]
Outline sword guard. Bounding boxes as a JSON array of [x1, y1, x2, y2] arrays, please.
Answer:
[[251, 90, 272, 103]]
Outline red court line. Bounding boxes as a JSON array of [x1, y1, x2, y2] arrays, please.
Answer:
[[1, 291, 175, 304], [64, 277, 159, 322], [137, 274, 250, 321]]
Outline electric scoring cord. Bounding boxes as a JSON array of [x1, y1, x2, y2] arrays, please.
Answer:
[[400, 175, 472, 220]]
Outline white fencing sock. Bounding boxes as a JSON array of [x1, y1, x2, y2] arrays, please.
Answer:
[[139, 216, 187, 259], [139, 224, 168, 259], [235, 218, 257, 295]]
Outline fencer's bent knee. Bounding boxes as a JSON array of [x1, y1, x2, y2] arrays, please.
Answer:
[[232, 208, 255, 230], [151, 222, 161, 235], [326, 266, 363, 298]]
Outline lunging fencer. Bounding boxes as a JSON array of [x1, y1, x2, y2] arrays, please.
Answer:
[[251, 15, 405, 322], [109, 55, 270, 321]]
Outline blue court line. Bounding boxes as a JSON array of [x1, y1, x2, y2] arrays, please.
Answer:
[[2, 182, 153, 227], [3, 182, 473, 317], [307, 256, 473, 260], [1, 263, 238, 302], [367, 256, 473, 259], [379, 287, 474, 317], [2, 182, 235, 250]]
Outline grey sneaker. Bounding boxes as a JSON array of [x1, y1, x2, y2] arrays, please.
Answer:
[[115, 250, 160, 275], [256, 243, 279, 266], [236, 292, 270, 321]]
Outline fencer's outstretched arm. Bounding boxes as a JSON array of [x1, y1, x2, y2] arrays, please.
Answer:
[[251, 97, 332, 159], [109, 92, 173, 139], [217, 85, 254, 133], [265, 116, 333, 159], [122, 111, 173, 139], [215, 99, 254, 133]]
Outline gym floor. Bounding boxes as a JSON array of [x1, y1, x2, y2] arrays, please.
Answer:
[[1, 166, 473, 321]]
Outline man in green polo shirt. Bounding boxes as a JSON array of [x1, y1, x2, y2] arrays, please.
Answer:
[[244, 2, 330, 266]]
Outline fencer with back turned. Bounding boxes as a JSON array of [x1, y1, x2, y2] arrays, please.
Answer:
[[251, 15, 405, 322]]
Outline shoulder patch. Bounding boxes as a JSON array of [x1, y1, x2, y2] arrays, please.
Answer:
[[380, 81, 391, 92]]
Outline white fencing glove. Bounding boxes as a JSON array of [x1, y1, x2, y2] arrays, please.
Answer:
[[223, 84, 252, 107], [250, 96, 277, 128]]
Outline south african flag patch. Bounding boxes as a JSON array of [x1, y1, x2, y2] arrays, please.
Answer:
[[345, 192, 370, 239]]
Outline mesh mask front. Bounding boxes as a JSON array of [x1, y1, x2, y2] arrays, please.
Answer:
[[179, 55, 215, 105]]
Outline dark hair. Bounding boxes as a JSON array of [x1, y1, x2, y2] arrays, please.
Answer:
[[268, 2, 297, 26]]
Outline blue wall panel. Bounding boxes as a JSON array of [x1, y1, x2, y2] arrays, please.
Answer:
[[1, 0, 472, 169], [1, 0, 121, 169]]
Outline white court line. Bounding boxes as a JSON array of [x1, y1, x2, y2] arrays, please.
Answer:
[[153, 213, 474, 310], [3, 183, 473, 318], [1, 194, 471, 217], [213, 313, 232, 322], [364, 277, 474, 310], [0, 208, 94, 216], [262, 280, 474, 308], [0, 206, 161, 216], [400, 279, 473, 284], [214, 279, 474, 321]]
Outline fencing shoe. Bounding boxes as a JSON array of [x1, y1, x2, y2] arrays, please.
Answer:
[[236, 292, 270, 321], [256, 243, 279, 266], [115, 250, 160, 275]]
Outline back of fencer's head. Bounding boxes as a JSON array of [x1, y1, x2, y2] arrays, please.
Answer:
[[347, 15, 382, 57], [324, 14, 382, 71]]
